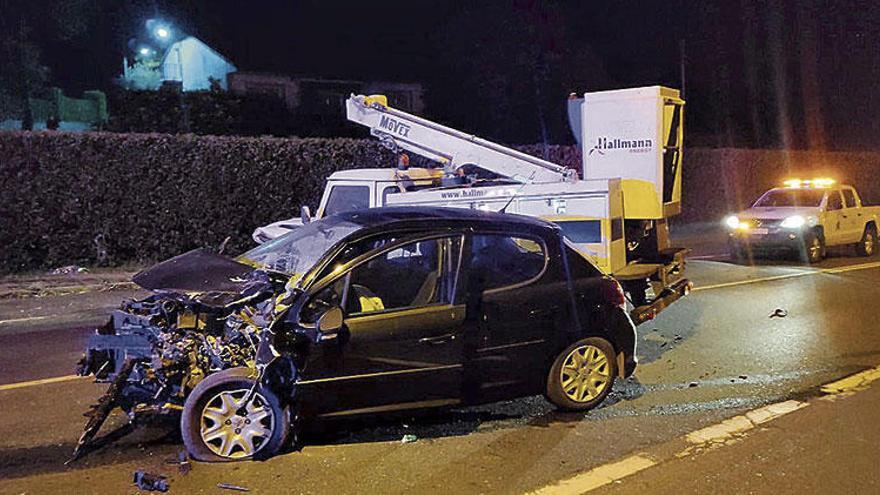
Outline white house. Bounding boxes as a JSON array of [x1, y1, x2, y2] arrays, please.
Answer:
[[160, 36, 237, 91]]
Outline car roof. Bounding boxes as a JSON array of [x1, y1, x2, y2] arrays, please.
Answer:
[[331, 206, 557, 234], [327, 168, 443, 181]]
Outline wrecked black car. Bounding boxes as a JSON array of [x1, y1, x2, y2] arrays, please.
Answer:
[[76, 207, 638, 462]]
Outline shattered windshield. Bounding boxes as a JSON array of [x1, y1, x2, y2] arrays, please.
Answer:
[[753, 189, 826, 208], [238, 217, 361, 277]]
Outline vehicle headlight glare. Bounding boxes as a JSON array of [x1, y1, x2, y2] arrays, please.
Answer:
[[725, 215, 740, 229], [780, 215, 806, 229]]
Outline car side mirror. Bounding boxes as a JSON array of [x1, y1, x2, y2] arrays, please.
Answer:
[[301, 205, 312, 224], [316, 306, 343, 336]]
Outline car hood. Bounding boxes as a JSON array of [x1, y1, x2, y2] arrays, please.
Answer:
[[738, 206, 820, 220], [132, 248, 256, 293]]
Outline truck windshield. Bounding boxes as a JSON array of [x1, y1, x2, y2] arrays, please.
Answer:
[[753, 189, 826, 207], [238, 217, 360, 277]]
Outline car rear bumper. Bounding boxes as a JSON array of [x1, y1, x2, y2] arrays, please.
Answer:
[[630, 278, 693, 326]]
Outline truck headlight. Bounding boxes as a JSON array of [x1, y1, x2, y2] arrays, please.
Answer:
[[724, 215, 741, 229], [780, 215, 806, 229]]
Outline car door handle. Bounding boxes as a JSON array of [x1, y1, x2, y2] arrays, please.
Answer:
[[420, 333, 456, 345]]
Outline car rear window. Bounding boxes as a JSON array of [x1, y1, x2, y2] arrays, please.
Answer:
[[565, 244, 602, 279], [470, 234, 546, 291]]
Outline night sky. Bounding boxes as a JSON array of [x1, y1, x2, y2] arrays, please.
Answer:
[[14, 0, 880, 149]]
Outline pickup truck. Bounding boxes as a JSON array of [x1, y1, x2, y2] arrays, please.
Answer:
[[724, 179, 880, 263]]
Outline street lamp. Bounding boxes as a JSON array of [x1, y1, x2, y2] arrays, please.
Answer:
[[139, 47, 151, 56], [155, 26, 170, 40]]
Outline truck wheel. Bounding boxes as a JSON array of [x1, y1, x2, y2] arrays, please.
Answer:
[[546, 337, 617, 412], [804, 231, 825, 264], [856, 225, 877, 257], [181, 368, 290, 462]]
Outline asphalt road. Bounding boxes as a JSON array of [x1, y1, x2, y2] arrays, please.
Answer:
[[2, 241, 880, 494]]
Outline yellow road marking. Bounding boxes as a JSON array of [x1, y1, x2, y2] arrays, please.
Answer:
[[529, 365, 880, 494], [694, 259, 880, 292], [529, 455, 657, 495], [0, 374, 86, 392], [821, 366, 880, 394], [823, 260, 880, 274]]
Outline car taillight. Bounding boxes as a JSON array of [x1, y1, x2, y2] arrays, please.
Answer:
[[601, 277, 627, 308]]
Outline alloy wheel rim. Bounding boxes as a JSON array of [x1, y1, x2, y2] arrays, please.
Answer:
[[200, 389, 275, 459], [866, 233, 875, 254], [560, 344, 611, 402]]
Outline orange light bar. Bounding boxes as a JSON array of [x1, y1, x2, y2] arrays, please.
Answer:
[[782, 178, 836, 188]]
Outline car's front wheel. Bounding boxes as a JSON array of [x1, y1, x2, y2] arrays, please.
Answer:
[[804, 231, 825, 264], [181, 368, 290, 462], [546, 337, 617, 411]]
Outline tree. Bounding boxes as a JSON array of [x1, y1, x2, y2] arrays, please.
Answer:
[[0, 0, 96, 129], [430, 0, 611, 145]]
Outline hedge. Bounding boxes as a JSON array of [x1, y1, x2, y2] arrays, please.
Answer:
[[0, 132, 396, 272], [3, 130, 880, 273], [0, 131, 581, 272]]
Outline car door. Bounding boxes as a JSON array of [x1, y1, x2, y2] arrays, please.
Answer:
[[297, 235, 468, 416], [823, 190, 845, 245], [840, 188, 863, 243], [462, 232, 561, 402]]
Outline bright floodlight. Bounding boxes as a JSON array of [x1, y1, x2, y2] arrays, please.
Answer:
[[155, 27, 170, 39], [139, 47, 150, 56]]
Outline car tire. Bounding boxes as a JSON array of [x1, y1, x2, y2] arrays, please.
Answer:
[[546, 336, 617, 412], [804, 231, 825, 264], [856, 224, 877, 257], [181, 368, 290, 462]]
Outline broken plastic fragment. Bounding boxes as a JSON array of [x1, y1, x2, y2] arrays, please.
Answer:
[[133, 470, 168, 492], [401, 434, 418, 444], [218, 482, 250, 492], [769, 308, 788, 318]]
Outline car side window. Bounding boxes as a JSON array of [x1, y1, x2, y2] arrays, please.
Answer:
[[343, 237, 462, 316], [842, 189, 857, 208], [324, 185, 370, 216], [301, 276, 348, 324], [469, 234, 546, 291], [382, 185, 400, 205], [826, 191, 843, 211]]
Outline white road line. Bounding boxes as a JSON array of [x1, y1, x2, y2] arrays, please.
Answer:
[[694, 259, 880, 292], [687, 253, 728, 260], [0, 374, 86, 392], [530, 364, 880, 494], [0, 315, 49, 325], [693, 271, 814, 292]]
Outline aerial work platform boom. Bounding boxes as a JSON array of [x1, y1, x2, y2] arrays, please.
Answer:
[[345, 94, 577, 184]]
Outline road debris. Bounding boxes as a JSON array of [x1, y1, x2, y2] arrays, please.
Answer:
[[401, 434, 418, 444], [133, 470, 169, 492], [50, 265, 88, 275], [688, 381, 699, 388], [769, 308, 788, 318], [165, 450, 192, 475], [218, 482, 250, 492]]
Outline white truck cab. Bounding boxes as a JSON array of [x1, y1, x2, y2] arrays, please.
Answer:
[[252, 167, 442, 243], [725, 179, 880, 262]]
